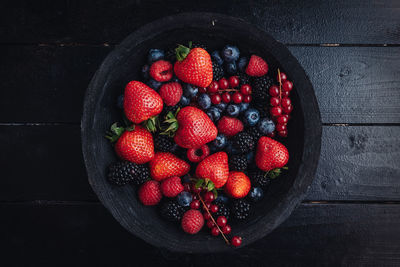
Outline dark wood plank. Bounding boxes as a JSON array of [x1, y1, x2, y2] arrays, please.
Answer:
[[1, 203, 399, 266], [1, 0, 399, 44], [1, 125, 399, 201], [1, 46, 400, 123]]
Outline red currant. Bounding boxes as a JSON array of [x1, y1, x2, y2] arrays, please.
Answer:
[[282, 104, 293, 114], [281, 97, 291, 108], [198, 87, 207, 93], [267, 131, 275, 138], [240, 84, 252, 95], [218, 78, 229, 89], [270, 106, 282, 117], [205, 202, 211, 209], [243, 95, 252, 103], [204, 191, 215, 203], [277, 72, 287, 82], [222, 225, 231, 234], [210, 204, 218, 213], [206, 219, 215, 228], [282, 90, 290, 97], [276, 123, 287, 132], [277, 116, 288, 125], [183, 183, 191, 192], [203, 212, 211, 220], [232, 92, 243, 103], [193, 194, 199, 200], [270, 97, 280, 106], [269, 85, 279, 97], [191, 184, 202, 194], [216, 216, 227, 227], [211, 94, 222, 105], [231, 236, 242, 247], [228, 76, 239, 88], [190, 200, 200, 209], [207, 81, 219, 93], [222, 92, 231, 103], [278, 130, 288, 137], [211, 227, 220, 236], [282, 81, 293, 91]]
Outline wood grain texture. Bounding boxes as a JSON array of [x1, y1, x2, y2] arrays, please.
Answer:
[[1, 46, 399, 123], [1, 125, 398, 201], [0, 0, 399, 44], [1, 203, 399, 266]]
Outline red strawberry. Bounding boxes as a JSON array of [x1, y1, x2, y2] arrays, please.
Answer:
[[149, 152, 190, 181], [174, 46, 213, 88], [124, 81, 163, 123], [217, 116, 244, 137], [255, 137, 289, 171], [196, 152, 229, 188], [149, 60, 173, 82], [181, 209, 204, 234], [159, 82, 183, 106], [160, 176, 184, 197], [224, 171, 251, 199], [245, 55, 268, 77], [114, 125, 154, 164], [138, 180, 162, 206], [174, 106, 218, 149]]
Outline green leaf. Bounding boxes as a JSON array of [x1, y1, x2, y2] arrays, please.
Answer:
[[212, 188, 218, 198], [207, 181, 215, 192], [195, 179, 204, 189], [175, 44, 191, 61], [144, 116, 158, 133]]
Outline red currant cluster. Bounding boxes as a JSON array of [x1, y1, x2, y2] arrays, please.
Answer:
[[268, 71, 294, 138], [200, 76, 252, 105], [187, 184, 242, 247]]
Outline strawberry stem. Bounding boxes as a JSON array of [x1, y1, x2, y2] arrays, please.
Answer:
[[175, 44, 191, 61], [105, 122, 133, 143]]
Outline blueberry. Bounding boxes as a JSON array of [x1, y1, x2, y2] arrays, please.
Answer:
[[238, 57, 248, 71], [148, 48, 164, 63], [171, 76, 180, 83], [179, 96, 190, 107], [198, 94, 211, 110], [215, 102, 227, 112], [206, 107, 221, 122], [182, 174, 191, 184], [249, 187, 264, 202], [183, 84, 199, 99], [146, 79, 162, 91], [117, 95, 124, 109], [226, 104, 240, 117], [211, 51, 224, 65], [141, 64, 150, 80], [243, 108, 260, 126], [209, 143, 219, 153], [213, 134, 227, 149], [177, 191, 192, 207], [225, 141, 240, 155], [258, 118, 275, 135], [224, 61, 237, 75], [222, 45, 240, 62], [216, 194, 229, 204], [239, 103, 249, 113], [246, 151, 255, 164]]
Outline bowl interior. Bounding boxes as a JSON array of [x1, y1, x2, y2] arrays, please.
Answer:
[[82, 13, 319, 253]]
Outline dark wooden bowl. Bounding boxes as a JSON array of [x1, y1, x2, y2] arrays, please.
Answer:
[[81, 13, 321, 253]]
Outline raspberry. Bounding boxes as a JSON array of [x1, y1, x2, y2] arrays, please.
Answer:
[[159, 82, 183, 106], [150, 60, 173, 82], [245, 55, 268, 77], [181, 209, 204, 234], [138, 180, 162, 206], [160, 176, 184, 198]]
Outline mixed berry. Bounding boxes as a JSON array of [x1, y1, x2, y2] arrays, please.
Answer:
[[106, 42, 293, 248]]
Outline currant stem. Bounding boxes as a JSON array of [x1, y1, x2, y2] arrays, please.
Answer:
[[278, 68, 282, 102], [197, 193, 230, 245], [218, 88, 239, 92]]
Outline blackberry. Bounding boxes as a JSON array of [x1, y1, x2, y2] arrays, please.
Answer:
[[165, 46, 177, 62], [192, 42, 208, 51], [107, 161, 149, 186], [160, 200, 187, 222], [229, 154, 248, 172], [232, 131, 256, 153], [231, 199, 251, 220], [212, 60, 225, 81], [252, 101, 269, 118], [250, 170, 271, 188], [154, 134, 174, 152], [247, 126, 263, 141], [238, 71, 251, 86], [216, 202, 230, 220], [252, 75, 273, 101]]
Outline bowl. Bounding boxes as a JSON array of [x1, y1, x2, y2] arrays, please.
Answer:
[[81, 12, 321, 253]]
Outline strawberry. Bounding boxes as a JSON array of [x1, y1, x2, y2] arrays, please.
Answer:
[[196, 152, 229, 188], [159, 82, 183, 106], [149, 60, 173, 82], [138, 180, 162, 206], [181, 209, 204, 234], [149, 152, 190, 181], [160, 176, 184, 197], [255, 137, 289, 171], [224, 171, 251, 199], [107, 124, 154, 164], [217, 116, 244, 137], [173, 106, 218, 149], [174, 45, 213, 88], [124, 81, 163, 124], [245, 55, 268, 77]]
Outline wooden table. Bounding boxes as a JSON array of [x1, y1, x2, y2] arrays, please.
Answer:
[[1, 1, 399, 266]]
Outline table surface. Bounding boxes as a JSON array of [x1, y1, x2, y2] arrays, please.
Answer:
[[1, 1, 400, 266]]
